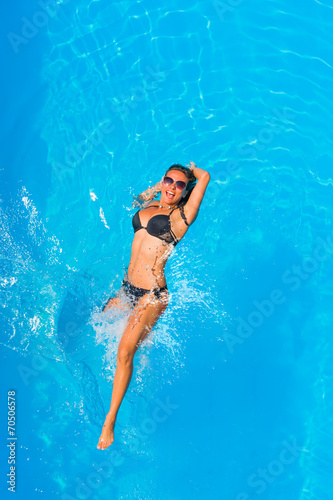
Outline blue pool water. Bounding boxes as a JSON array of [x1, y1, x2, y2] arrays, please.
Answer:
[[1, 0, 333, 498]]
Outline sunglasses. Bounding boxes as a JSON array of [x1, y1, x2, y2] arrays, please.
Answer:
[[163, 176, 187, 190]]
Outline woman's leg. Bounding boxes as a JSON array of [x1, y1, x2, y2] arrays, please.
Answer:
[[97, 291, 169, 449]]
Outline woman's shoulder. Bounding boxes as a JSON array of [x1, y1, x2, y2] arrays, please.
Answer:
[[178, 202, 199, 226], [178, 204, 190, 226]]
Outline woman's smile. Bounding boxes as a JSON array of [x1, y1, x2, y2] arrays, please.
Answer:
[[166, 190, 175, 200]]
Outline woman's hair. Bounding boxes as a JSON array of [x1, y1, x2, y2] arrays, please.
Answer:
[[164, 163, 197, 207]]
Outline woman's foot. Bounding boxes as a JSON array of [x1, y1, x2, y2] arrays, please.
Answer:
[[97, 415, 116, 450]]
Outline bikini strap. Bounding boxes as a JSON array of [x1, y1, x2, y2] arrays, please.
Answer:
[[179, 205, 189, 226]]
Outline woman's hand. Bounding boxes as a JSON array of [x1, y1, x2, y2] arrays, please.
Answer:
[[186, 161, 209, 180], [187, 161, 197, 171], [132, 180, 163, 208]]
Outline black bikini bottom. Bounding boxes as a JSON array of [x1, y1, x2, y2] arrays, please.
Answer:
[[121, 279, 168, 307]]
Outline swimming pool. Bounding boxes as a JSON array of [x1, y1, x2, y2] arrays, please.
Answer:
[[2, 0, 333, 498]]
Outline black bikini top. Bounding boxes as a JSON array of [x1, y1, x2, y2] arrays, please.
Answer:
[[132, 204, 189, 245]]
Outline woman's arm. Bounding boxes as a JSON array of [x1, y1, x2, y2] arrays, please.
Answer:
[[132, 180, 162, 208], [183, 161, 210, 225]]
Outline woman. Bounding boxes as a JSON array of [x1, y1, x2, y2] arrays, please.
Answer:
[[97, 161, 210, 449]]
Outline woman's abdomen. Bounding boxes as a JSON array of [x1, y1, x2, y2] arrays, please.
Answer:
[[127, 237, 171, 289]]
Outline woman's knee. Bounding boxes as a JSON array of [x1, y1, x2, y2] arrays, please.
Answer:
[[102, 293, 130, 313], [102, 295, 118, 312], [117, 345, 135, 365]]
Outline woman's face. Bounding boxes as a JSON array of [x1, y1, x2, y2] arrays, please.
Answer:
[[161, 170, 188, 205]]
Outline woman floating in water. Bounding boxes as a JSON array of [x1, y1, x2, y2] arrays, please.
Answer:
[[97, 161, 210, 449]]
